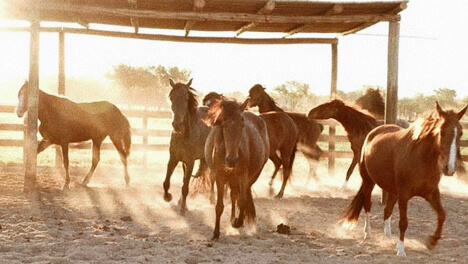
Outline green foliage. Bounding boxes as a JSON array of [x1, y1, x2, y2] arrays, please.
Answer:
[[272, 81, 325, 112], [107, 64, 192, 107]]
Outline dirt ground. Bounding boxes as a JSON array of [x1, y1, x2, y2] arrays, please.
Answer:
[[1, 160, 468, 264]]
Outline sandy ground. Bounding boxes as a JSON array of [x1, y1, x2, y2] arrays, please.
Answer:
[[1, 157, 468, 264]]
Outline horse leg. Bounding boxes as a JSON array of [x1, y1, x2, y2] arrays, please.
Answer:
[[81, 141, 101, 187], [37, 139, 52, 154], [275, 150, 293, 199], [396, 197, 409, 256], [111, 138, 130, 187], [343, 155, 358, 190], [60, 143, 70, 190], [212, 178, 225, 240], [383, 192, 398, 238], [230, 183, 239, 225], [362, 180, 375, 240], [268, 153, 282, 186], [179, 160, 194, 215], [193, 158, 208, 178], [163, 156, 178, 202], [233, 176, 249, 228], [209, 170, 216, 205], [424, 188, 445, 250]]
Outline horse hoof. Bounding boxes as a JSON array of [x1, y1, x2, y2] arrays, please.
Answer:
[[212, 232, 220, 240], [275, 193, 284, 199], [179, 207, 187, 216], [164, 193, 173, 202], [232, 218, 244, 228]]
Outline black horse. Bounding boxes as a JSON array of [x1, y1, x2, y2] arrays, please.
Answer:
[[16, 81, 131, 189], [163, 79, 211, 214]]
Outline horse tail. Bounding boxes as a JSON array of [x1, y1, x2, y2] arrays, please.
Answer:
[[287, 144, 297, 182], [341, 184, 365, 226], [110, 111, 132, 157], [121, 117, 132, 156]]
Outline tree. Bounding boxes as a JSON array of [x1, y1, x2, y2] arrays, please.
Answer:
[[107, 64, 192, 108], [434, 88, 457, 107], [273, 81, 310, 112]]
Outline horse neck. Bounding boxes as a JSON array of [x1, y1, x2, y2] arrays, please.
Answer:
[[258, 97, 284, 113], [182, 109, 200, 140], [37, 90, 55, 121], [335, 106, 377, 135]]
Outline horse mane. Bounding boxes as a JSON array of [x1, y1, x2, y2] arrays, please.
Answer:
[[205, 99, 240, 126], [355, 88, 385, 118], [410, 110, 444, 143], [249, 84, 284, 112], [169, 84, 199, 115], [335, 99, 378, 133]]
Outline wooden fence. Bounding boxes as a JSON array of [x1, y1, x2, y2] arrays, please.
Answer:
[[1, 104, 467, 170]]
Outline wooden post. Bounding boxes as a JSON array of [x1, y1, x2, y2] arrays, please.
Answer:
[[328, 42, 338, 176], [385, 21, 399, 125], [24, 18, 40, 193], [382, 21, 400, 205], [55, 29, 65, 170]]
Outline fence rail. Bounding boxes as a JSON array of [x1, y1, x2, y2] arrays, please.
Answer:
[[1, 104, 467, 166]]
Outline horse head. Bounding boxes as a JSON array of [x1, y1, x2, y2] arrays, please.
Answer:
[[16, 80, 29, 118], [202, 92, 224, 108], [434, 101, 467, 176], [206, 100, 244, 168], [247, 84, 267, 108], [308, 99, 345, 120], [168, 78, 197, 133]]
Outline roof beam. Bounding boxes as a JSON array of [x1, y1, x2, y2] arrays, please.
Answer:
[[284, 4, 343, 38], [342, 2, 407, 35], [0, 26, 338, 45], [128, 0, 139, 34], [21, 3, 400, 25], [236, 1, 275, 37], [185, 0, 205, 37]]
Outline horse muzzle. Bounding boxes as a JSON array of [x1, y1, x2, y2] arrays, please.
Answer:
[[443, 165, 456, 176], [172, 121, 184, 132], [16, 109, 25, 118]]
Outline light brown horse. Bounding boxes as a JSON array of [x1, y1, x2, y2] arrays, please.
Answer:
[[308, 99, 378, 189], [203, 91, 299, 198], [244, 84, 323, 182], [342, 102, 467, 256], [204, 99, 270, 240], [16, 81, 131, 189]]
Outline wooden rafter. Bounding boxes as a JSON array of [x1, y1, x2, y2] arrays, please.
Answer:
[[128, 0, 139, 34], [342, 2, 407, 36], [284, 4, 343, 38], [0, 26, 338, 45], [184, 0, 205, 37], [236, 0, 275, 37]]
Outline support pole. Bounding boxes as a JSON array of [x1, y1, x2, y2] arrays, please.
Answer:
[[328, 42, 338, 176], [55, 29, 65, 170], [24, 18, 40, 193], [385, 21, 399, 125]]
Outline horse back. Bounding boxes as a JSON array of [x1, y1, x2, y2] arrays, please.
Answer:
[[286, 112, 323, 147], [242, 112, 270, 183]]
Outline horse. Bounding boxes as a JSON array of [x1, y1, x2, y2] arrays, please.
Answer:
[[204, 99, 270, 240], [307, 99, 378, 189], [244, 84, 323, 182], [355, 88, 466, 178], [342, 102, 467, 256], [16, 81, 131, 189], [163, 79, 211, 214], [203, 91, 299, 198]]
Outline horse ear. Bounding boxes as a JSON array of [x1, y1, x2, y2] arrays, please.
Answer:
[[240, 98, 249, 112], [187, 78, 193, 87], [435, 101, 444, 116], [169, 79, 175, 88], [457, 104, 468, 120]]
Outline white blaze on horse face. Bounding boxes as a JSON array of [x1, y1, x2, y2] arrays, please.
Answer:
[[16, 90, 26, 118], [447, 126, 458, 175]]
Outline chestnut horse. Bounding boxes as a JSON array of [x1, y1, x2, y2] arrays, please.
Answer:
[[203, 91, 299, 198], [16, 81, 131, 189], [244, 84, 323, 182], [163, 79, 211, 214], [204, 99, 269, 240], [308, 99, 378, 189], [342, 102, 467, 256]]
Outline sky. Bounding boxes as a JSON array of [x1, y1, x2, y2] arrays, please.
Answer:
[[0, 0, 467, 104]]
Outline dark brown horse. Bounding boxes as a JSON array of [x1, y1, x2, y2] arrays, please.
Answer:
[[16, 81, 131, 189], [203, 91, 299, 198], [204, 99, 270, 240], [163, 79, 211, 214], [308, 99, 378, 189], [342, 102, 467, 256], [245, 84, 323, 181]]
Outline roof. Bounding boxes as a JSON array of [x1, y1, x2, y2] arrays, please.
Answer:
[[4, 0, 407, 43]]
